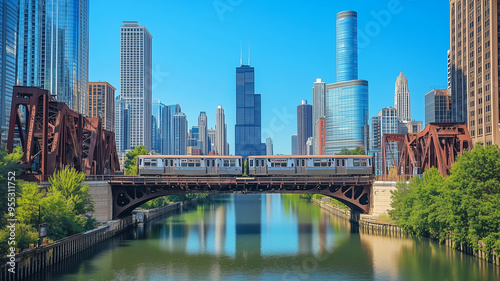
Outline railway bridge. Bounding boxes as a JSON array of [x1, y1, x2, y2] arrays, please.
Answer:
[[101, 176, 373, 219]]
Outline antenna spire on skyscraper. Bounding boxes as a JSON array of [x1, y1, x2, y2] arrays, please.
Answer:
[[240, 40, 243, 66], [248, 40, 251, 66]]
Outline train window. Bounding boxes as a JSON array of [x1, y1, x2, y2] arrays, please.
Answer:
[[144, 160, 151, 167], [314, 160, 321, 167], [180, 159, 188, 167], [239, 159, 241, 167], [302, 159, 305, 167], [361, 160, 367, 167], [296, 159, 300, 167], [212, 160, 215, 167], [170, 159, 173, 167], [336, 159, 339, 166], [223, 160, 229, 167], [151, 159, 157, 167], [321, 161, 328, 167], [353, 160, 360, 167], [188, 162, 195, 167], [140, 159, 143, 165], [207, 159, 210, 167], [230, 159, 236, 167], [250, 159, 254, 167], [256, 160, 260, 167], [368, 158, 372, 166], [261, 160, 265, 167], [342, 159, 345, 166]]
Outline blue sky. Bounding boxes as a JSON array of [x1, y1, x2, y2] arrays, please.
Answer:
[[89, 0, 450, 155]]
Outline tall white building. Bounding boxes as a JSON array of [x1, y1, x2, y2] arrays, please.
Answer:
[[120, 21, 152, 150], [216, 105, 228, 155], [265, 136, 273, 155], [312, 78, 326, 154], [394, 72, 410, 122], [174, 112, 188, 155], [198, 112, 208, 155]]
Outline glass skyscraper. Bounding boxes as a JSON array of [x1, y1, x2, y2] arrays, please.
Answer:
[[235, 61, 265, 159], [162, 104, 181, 155], [17, 0, 89, 115], [0, 0, 18, 133], [325, 11, 369, 154]]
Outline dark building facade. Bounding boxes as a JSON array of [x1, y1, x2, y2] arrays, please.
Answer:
[[297, 100, 313, 155], [235, 63, 265, 159], [425, 89, 452, 126]]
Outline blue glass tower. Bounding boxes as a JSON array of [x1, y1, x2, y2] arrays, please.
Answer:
[[325, 11, 369, 154], [17, 0, 89, 115], [235, 58, 265, 159]]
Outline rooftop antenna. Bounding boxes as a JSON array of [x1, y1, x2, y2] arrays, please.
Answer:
[[240, 40, 243, 66], [248, 39, 251, 66]]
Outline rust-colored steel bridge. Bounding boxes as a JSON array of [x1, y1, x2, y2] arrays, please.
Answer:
[[6, 86, 120, 181], [109, 176, 373, 219], [381, 122, 472, 177]]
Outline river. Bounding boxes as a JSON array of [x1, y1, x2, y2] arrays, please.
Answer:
[[28, 194, 499, 280]]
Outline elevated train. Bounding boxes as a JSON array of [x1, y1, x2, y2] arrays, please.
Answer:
[[137, 155, 373, 177]]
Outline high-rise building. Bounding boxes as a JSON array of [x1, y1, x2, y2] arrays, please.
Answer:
[[306, 137, 314, 155], [235, 46, 265, 159], [120, 21, 152, 150], [17, 0, 89, 115], [399, 120, 423, 134], [173, 112, 188, 155], [162, 104, 181, 155], [315, 117, 326, 155], [394, 72, 411, 122], [371, 107, 399, 174], [450, 0, 500, 146], [312, 78, 326, 154], [198, 111, 208, 155], [208, 128, 216, 154], [265, 136, 273, 155], [1, 0, 18, 137], [152, 100, 166, 153], [88, 82, 115, 132], [216, 105, 228, 155], [325, 11, 369, 154], [115, 96, 130, 152], [297, 100, 313, 155], [425, 89, 452, 126], [291, 134, 298, 155], [188, 126, 199, 148]]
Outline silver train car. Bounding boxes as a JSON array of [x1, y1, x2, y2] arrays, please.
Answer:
[[137, 155, 243, 176], [247, 155, 373, 176]]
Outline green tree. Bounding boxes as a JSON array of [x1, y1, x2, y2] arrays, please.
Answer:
[[48, 166, 94, 215], [336, 146, 365, 155], [125, 145, 148, 175]]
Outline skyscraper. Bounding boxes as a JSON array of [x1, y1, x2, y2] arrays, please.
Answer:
[[162, 104, 181, 155], [315, 117, 326, 155], [394, 72, 411, 122], [291, 134, 298, 155], [371, 107, 399, 174], [17, 0, 89, 115], [120, 21, 152, 150], [265, 136, 273, 155], [235, 45, 265, 159], [425, 89, 452, 126], [216, 105, 228, 155], [173, 112, 188, 155], [208, 128, 216, 154], [0, 0, 18, 136], [312, 78, 326, 154], [88, 82, 115, 132], [450, 0, 499, 146], [297, 100, 313, 155], [115, 96, 130, 152], [198, 112, 208, 155], [152, 100, 166, 153], [325, 11, 369, 154]]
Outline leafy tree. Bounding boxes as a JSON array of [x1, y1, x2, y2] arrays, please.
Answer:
[[125, 145, 148, 175], [17, 181, 43, 226], [48, 166, 94, 215], [336, 146, 365, 155]]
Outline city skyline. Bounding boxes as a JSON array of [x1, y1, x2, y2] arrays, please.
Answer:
[[88, 1, 449, 155]]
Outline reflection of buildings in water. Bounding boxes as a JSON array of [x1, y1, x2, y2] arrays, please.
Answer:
[[266, 194, 272, 230], [298, 222, 313, 254], [359, 232, 413, 280], [234, 194, 261, 258], [214, 205, 226, 255]]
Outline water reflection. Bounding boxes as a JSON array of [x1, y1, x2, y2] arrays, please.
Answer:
[[27, 194, 499, 281]]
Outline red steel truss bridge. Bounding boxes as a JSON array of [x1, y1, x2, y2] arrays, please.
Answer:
[[381, 122, 472, 177], [6, 86, 120, 181]]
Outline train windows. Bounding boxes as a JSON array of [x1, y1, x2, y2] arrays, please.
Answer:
[[353, 160, 360, 167], [207, 159, 210, 167], [342, 159, 345, 166], [151, 159, 157, 167], [188, 161, 194, 167], [180, 159, 188, 167], [296, 159, 300, 167], [144, 159, 151, 167], [336, 159, 340, 166], [314, 160, 321, 167], [261, 160, 265, 167], [224, 160, 229, 167], [368, 158, 372, 166], [230, 159, 236, 167], [170, 159, 174, 167], [250, 159, 254, 167], [302, 159, 305, 166], [212, 160, 215, 167]]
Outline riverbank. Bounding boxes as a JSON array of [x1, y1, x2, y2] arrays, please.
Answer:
[[0, 198, 201, 281], [310, 198, 500, 265]]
